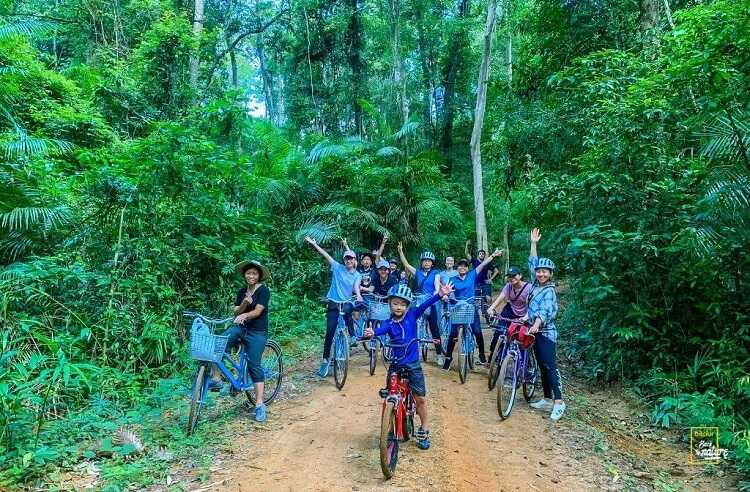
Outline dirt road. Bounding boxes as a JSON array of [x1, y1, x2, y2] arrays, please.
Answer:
[[205, 349, 652, 491]]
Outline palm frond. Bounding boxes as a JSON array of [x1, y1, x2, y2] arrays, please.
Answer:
[[393, 121, 420, 141], [2, 129, 72, 158], [294, 219, 339, 244], [0, 206, 70, 231], [0, 20, 53, 40], [306, 139, 363, 164], [0, 232, 34, 261], [698, 110, 750, 161], [375, 146, 402, 158]]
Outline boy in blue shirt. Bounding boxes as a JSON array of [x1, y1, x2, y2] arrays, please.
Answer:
[[364, 281, 455, 450]]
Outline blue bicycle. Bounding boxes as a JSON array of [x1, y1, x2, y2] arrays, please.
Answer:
[[366, 295, 391, 376], [185, 312, 283, 435], [415, 294, 435, 362], [331, 300, 359, 390], [451, 300, 476, 384]]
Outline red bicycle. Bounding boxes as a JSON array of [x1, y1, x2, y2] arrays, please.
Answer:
[[375, 337, 434, 479]]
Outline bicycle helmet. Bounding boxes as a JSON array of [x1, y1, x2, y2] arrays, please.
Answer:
[[420, 251, 436, 261], [376, 258, 389, 269], [388, 284, 414, 304], [534, 257, 555, 271]]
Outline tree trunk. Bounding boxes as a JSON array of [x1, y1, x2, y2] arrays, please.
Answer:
[[639, 0, 661, 41], [388, 0, 409, 126], [415, 6, 436, 145], [505, 33, 512, 87], [348, 0, 364, 135], [256, 35, 277, 123], [189, 0, 205, 90], [225, 30, 238, 88], [469, 0, 499, 251], [439, 0, 470, 175]]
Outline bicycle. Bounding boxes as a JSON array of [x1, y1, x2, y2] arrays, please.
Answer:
[[438, 299, 452, 350], [374, 337, 434, 479], [330, 300, 358, 390], [185, 312, 283, 435], [354, 295, 370, 349], [415, 294, 433, 362], [495, 317, 539, 420], [366, 294, 391, 375], [486, 314, 508, 391], [450, 300, 477, 384]]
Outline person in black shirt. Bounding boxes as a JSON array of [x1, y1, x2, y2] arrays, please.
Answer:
[[371, 259, 397, 296], [210, 259, 271, 422]]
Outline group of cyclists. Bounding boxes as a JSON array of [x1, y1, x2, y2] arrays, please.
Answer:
[[304, 229, 566, 451]]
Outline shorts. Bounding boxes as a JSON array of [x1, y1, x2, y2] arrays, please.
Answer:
[[479, 283, 492, 297], [386, 362, 426, 397]]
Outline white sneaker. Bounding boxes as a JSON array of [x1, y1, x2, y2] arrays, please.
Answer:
[[550, 402, 566, 421], [436, 354, 445, 367], [530, 399, 553, 410]]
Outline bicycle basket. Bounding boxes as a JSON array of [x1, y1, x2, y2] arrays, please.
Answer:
[[190, 320, 229, 362], [368, 300, 391, 321], [450, 302, 475, 325]]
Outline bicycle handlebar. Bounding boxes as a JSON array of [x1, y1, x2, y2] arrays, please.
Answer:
[[183, 311, 234, 325]]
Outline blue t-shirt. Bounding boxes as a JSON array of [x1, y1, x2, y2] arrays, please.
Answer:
[[326, 262, 361, 302], [451, 270, 477, 300], [373, 294, 440, 365], [414, 269, 439, 295], [439, 269, 459, 285]]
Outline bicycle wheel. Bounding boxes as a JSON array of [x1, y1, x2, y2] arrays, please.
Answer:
[[403, 395, 414, 442], [487, 340, 503, 391], [497, 353, 518, 419], [380, 401, 399, 479], [245, 340, 284, 406], [368, 338, 378, 376], [187, 364, 208, 435], [468, 331, 475, 371], [333, 331, 349, 390], [458, 326, 469, 384], [523, 348, 539, 402]]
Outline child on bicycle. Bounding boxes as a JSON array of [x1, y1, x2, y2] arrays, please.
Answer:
[[364, 282, 455, 450], [527, 228, 565, 421]]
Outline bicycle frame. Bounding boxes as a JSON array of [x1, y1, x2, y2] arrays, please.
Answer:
[[213, 350, 254, 392], [381, 371, 412, 441]]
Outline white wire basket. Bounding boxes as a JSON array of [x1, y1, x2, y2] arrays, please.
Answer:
[[190, 319, 229, 362], [450, 301, 476, 325], [368, 300, 392, 321]]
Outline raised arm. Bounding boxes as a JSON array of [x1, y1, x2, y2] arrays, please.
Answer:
[[305, 236, 336, 266], [374, 235, 388, 263], [397, 241, 416, 276], [530, 228, 540, 258], [464, 239, 472, 259], [476, 249, 503, 274]]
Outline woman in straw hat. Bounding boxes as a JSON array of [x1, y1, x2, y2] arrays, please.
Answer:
[[210, 259, 271, 421]]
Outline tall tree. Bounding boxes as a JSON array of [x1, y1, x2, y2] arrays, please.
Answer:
[[469, 0, 500, 251], [387, 0, 409, 126], [348, 0, 365, 135], [439, 0, 471, 174], [190, 0, 205, 90]]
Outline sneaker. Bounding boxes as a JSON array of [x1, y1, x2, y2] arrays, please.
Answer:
[[349, 339, 358, 348], [530, 399, 553, 410], [254, 404, 267, 422], [318, 359, 331, 377], [550, 402, 566, 421], [478, 353, 487, 364], [436, 354, 445, 367], [441, 357, 453, 371], [415, 428, 431, 450], [208, 379, 223, 392]]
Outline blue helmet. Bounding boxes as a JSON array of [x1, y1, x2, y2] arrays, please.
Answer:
[[534, 258, 555, 271], [420, 251, 436, 261], [387, 284, 414, 304]]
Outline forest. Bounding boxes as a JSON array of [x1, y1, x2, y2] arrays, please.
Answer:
[[1, 0, 749, 489]]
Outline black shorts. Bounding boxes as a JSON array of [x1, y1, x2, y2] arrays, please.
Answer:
[[479, 283, 492, 297], [386, 362, 426, 397]]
